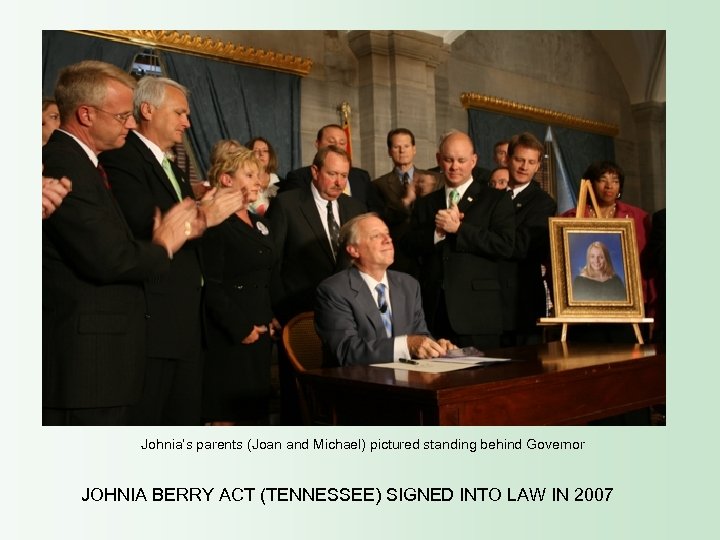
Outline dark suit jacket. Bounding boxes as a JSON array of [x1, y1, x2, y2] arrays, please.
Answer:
[[403, 180, 515, 336], [202, 214, 277, 347], [500, 181, 557, 332], [100, 131, 203, 361], [279, 165, 383, 213], [42, 130, 170, 409], [265, 187, 366, 323], [315, 267, 430, 366], [372, 168, 441, 275]]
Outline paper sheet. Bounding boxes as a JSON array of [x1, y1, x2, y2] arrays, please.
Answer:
[[371, 356, 511, 373], [371, 360, 478, 373]]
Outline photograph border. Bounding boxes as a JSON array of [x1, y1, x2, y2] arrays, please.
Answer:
[[549, 217, 645, 318]]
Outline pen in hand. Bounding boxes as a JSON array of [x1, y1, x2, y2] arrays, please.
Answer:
[[399, 358, 419, 365]]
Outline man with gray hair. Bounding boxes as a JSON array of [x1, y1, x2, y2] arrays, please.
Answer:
[[315, 213, 455, 366], [100, 76, 243, 425]]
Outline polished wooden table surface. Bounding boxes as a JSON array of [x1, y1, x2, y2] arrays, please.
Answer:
[[299, 341, 666, 425]]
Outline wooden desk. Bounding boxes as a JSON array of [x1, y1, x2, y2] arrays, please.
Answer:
[[298, 342, 665, 425]]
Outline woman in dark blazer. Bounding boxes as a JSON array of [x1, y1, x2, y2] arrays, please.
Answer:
[[202, 146, 279, 425]]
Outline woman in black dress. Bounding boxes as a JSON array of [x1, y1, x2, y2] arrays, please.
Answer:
[[202, 146, 279, 425]]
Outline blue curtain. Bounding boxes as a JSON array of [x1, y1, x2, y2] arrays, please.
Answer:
[[42, 31, 140, 97], [467, 107, 614, 198], [162, 51, 301, 178], [467, 109, 546, 170], [553, 125, 615, 188]]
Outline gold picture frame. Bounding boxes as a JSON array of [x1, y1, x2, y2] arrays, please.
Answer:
[[549, 217, 645, 319]]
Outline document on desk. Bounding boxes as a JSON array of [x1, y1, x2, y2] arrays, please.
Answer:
[[372, 356, 512, 373]]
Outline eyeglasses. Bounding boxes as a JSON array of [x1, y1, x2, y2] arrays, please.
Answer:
[[90, 106, 134, 124]]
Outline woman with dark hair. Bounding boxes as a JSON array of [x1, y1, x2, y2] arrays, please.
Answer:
[[561, 160, 654, 311], [245, 136, 281, 216], [42, 97, 60, 145], [572, 241, 626, 301]]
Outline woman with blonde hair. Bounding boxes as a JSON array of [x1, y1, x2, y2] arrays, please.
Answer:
[[572, 241, 626, 301], [201, 145, 280, 425]]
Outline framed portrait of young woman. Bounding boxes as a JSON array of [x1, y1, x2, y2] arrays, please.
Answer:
[[548, 217, 645, 318]]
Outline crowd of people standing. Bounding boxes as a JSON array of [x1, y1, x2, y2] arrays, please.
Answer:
[[42, 60, 665, 426]]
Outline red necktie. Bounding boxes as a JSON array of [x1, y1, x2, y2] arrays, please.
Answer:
[[97, 163, 110, 189]]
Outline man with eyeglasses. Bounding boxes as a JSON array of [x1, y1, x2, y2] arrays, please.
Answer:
[[42, 60, 203, 426], [99, 76, 244, 425]]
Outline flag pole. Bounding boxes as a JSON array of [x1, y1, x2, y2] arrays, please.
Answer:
[[338, 101, 352, 161]]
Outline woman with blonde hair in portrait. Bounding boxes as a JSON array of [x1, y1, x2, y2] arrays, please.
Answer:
[[572, 241, 626, 301], [201, 146, 280, 425], [245, 136, 281, 216]]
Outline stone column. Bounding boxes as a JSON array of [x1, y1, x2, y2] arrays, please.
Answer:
[[631, 101, 666, 212], [348, 31, 445, 177]]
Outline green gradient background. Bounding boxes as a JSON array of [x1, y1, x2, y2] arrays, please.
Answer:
[[11, 1, 708, 538]]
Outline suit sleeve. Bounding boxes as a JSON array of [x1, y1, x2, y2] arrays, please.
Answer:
[[401, 193, 440, 257], [278, 168, 307, 193], [315, 281, 395, 366], [43, 148, 169, 284], [455, 191, 515, 259], [408, 277, 431, 336], [201, 225, 255, 343], [513, 194, 556, 260], [264, 195, 290, 317], [359, 169, 385, 214], [100, 150, 159, 240]]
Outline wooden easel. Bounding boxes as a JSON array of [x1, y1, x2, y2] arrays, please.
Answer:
[[538, 179, 652, 344]]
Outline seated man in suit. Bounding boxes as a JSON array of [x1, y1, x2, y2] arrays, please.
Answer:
[[373, 127, 441, 275], [267, 144, 366, 422], [280, 123, 383, 213], [316, 213, 455, 366]]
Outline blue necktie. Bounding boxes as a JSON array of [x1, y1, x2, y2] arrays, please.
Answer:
[[375, 283, 393, 338]]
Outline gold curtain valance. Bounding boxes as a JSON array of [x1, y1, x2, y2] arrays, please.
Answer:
[[72, 30, 313, 77], [461, 92, 618, 137]]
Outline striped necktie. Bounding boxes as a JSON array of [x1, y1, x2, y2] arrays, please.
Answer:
[[326, 200, 340, 259], [375, 283, 393, 338], [448, 188, 460, 208]]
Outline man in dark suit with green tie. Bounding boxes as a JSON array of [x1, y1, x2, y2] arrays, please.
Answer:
[[100, 76, 243, 425], [403, 130, 515, 349]]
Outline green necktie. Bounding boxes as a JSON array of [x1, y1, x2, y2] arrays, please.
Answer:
[[162, 157, 183, 201], [448, 188, 460, 208]]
